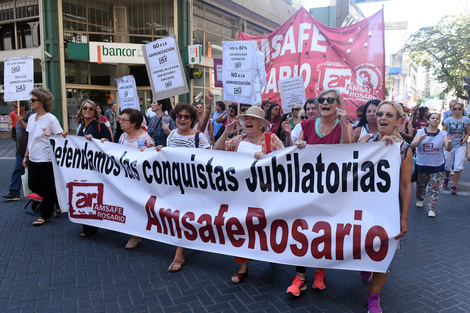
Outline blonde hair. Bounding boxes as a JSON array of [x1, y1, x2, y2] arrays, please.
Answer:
[[377, 100, 404, 119]]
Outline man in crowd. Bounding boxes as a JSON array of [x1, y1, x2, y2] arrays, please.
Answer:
[[104, 102, 117, 135], [3, 102, 32, 201], [212, 101, 225, 141], [8, 104, 18, 142]]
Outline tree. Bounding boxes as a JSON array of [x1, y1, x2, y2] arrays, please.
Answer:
[[400, 14, 470, 100]]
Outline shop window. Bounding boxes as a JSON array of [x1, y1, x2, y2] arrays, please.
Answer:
[[90, 63, 115, 86], [0, 24, 15, 51], [65, 61, 89, 84], [16, 23, 32, 49], [130, 66, 150, 87]]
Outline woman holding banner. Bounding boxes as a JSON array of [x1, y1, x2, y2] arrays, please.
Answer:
[[213, 106, 284, 283], [286, 89, 352, 296], [22, 87, 64, 226], [155, 103, 210, 272], [361, 100, 412, 313], [117, 108, 155, 249], [75, 100, 113, 236], [351, 99, 380, 143], [265, 102, 282, 138]]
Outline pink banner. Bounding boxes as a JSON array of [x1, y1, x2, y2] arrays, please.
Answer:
[[238, 7, 385, 118]]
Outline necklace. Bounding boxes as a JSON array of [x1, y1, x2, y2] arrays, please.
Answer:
[[320, 119, 335, 136]]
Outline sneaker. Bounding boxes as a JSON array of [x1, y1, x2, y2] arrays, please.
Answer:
[[286, 275, 306, 296], [416, 200, 424, 207], [2, 193, 20, 201], [312, 269, 326, 290], [428, 210, 436, 218], [360, 271, 373, 282], [451, 185, 457, 195], [443, 177, 450, 187], [367, 293, 382, 313]]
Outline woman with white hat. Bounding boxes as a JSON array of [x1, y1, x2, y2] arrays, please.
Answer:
[[213, 106, 284, 282]]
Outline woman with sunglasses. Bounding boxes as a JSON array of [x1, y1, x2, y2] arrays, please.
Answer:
[[442, 102, 470, 194], [22, 88, 64, 226], [75, 100, 113, 236], [360, 100, 412, 313], [351, 99, 380, 143], [118, 108, 155, 249], [155, 103, 210, 272], [286, 89, 351, 296], [410, 113, 453, 217]]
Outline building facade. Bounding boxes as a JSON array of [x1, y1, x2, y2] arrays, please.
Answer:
[[0, 0, 296, 132]]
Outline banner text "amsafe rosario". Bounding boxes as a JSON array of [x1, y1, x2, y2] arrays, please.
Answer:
[[145, 196, 391, 262]]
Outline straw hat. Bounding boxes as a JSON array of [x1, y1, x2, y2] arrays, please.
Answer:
[[238, 106, 270, 128]]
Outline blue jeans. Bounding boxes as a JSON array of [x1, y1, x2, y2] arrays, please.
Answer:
[[9, 152, 25, 196]]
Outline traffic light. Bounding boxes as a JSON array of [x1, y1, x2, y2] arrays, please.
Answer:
[[465, 76, 470, 93]]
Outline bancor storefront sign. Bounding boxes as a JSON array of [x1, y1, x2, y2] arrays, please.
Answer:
[[89, 42, 145, 64]]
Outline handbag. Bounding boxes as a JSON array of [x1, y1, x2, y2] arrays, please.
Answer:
[[21, 168, 32, 197]]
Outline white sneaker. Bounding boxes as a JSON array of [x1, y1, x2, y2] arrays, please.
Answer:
[[416, 200, 424, 207], [428, 210, 436, 218]]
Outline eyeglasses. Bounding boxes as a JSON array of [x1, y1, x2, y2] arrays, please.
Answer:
[[453, 108, 462, 111], [376, 112, 396, 118], [272, 107, 280, 111], [120, 119, 131, 122], [318, 97, 337, 104], [240, 107, 248, 112], [196, 106, 203, 109], [176, 114, 191, 120], [82, 106, 95, 112], [30, 98, 39, 103], [300, 116, 307, 120], [292, 108, 300, 112]]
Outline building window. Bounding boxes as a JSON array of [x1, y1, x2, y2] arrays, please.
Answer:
[[192, 0, 239, 57], [245, 21, 271, 37]]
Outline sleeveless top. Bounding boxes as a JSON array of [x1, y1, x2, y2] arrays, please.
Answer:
[[302, 118, 342, 144], [367, 133, 410, 163]]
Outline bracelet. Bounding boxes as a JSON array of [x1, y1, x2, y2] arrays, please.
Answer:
[[24, 155, 29, 158]]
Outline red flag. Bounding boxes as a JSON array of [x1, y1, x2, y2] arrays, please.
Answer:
[[238, 7, 385, 119]]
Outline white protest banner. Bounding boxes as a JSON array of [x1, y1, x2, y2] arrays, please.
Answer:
[[222, 41, 257, 70], [142, 36, 188, 100], [115, 75, 140, 110], [222, 69, 258, 104], [4, 56, 34, 101], [279, 76, 307, 113], [50, 136, 401, 273]]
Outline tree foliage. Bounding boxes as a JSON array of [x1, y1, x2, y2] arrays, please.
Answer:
[[400, 15, 470, 99]]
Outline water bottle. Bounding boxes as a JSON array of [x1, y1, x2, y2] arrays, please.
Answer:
[[163, 111, 170, 124], [137, 140, 145, 148]]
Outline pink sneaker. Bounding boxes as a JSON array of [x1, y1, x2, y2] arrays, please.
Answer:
[[312, 269, 326, 290], [451, 185, 457, 194], [443, 177, 450, 187], [367, 293, 382, 313], [286, 275, 306, 296]]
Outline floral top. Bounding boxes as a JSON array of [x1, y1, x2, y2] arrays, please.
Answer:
[[118, 132, 154, 148], [224, 131, 284, 153]]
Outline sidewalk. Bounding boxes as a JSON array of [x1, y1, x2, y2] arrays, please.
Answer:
[[0, 138, 469, 312]]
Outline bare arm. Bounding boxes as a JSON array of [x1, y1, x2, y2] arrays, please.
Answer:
[[396, 149, 412, 239], [197, 91, 214, 133]]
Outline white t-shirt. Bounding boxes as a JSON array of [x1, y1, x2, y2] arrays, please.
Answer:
[[291, 123, 302, 143], [146, 108, 156, 119], [26, 113, 63, 162], [167, 129, 210, 148], [416, 128, 447, 167]]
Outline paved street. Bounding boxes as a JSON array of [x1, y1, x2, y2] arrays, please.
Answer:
[[1, 137, 470, 313]]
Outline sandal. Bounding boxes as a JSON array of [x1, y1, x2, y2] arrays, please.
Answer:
[[168, 258, 185, 272], [32, 218, 49, 226], [125, 236, 141, 249], [80, 229, 97, 237], [231, 269, 248, 283]]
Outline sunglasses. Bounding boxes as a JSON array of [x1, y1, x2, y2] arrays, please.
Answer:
[[292, 108, 300, 111], [82, 106, 95, 112], [300, 116, 307, 120], [30, 98, 40, 103], [240, 107, 248, 112], [318, 97, 337, 104], [453, 108, 462, 111], [376, 112, 396, 118], [176, 114, 191, 120], [120, 118, 131, 122], [272, 107, 280, 111]]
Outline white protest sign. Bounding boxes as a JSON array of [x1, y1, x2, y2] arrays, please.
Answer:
[[279, 76, 307, 113], [256, 51, 266, 87], [4, 56, 34, 101], [50, 135, 402, 273], [142, 36, 188, 100], [115, 75, 140, 110], [223, 41, 260, 104]]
